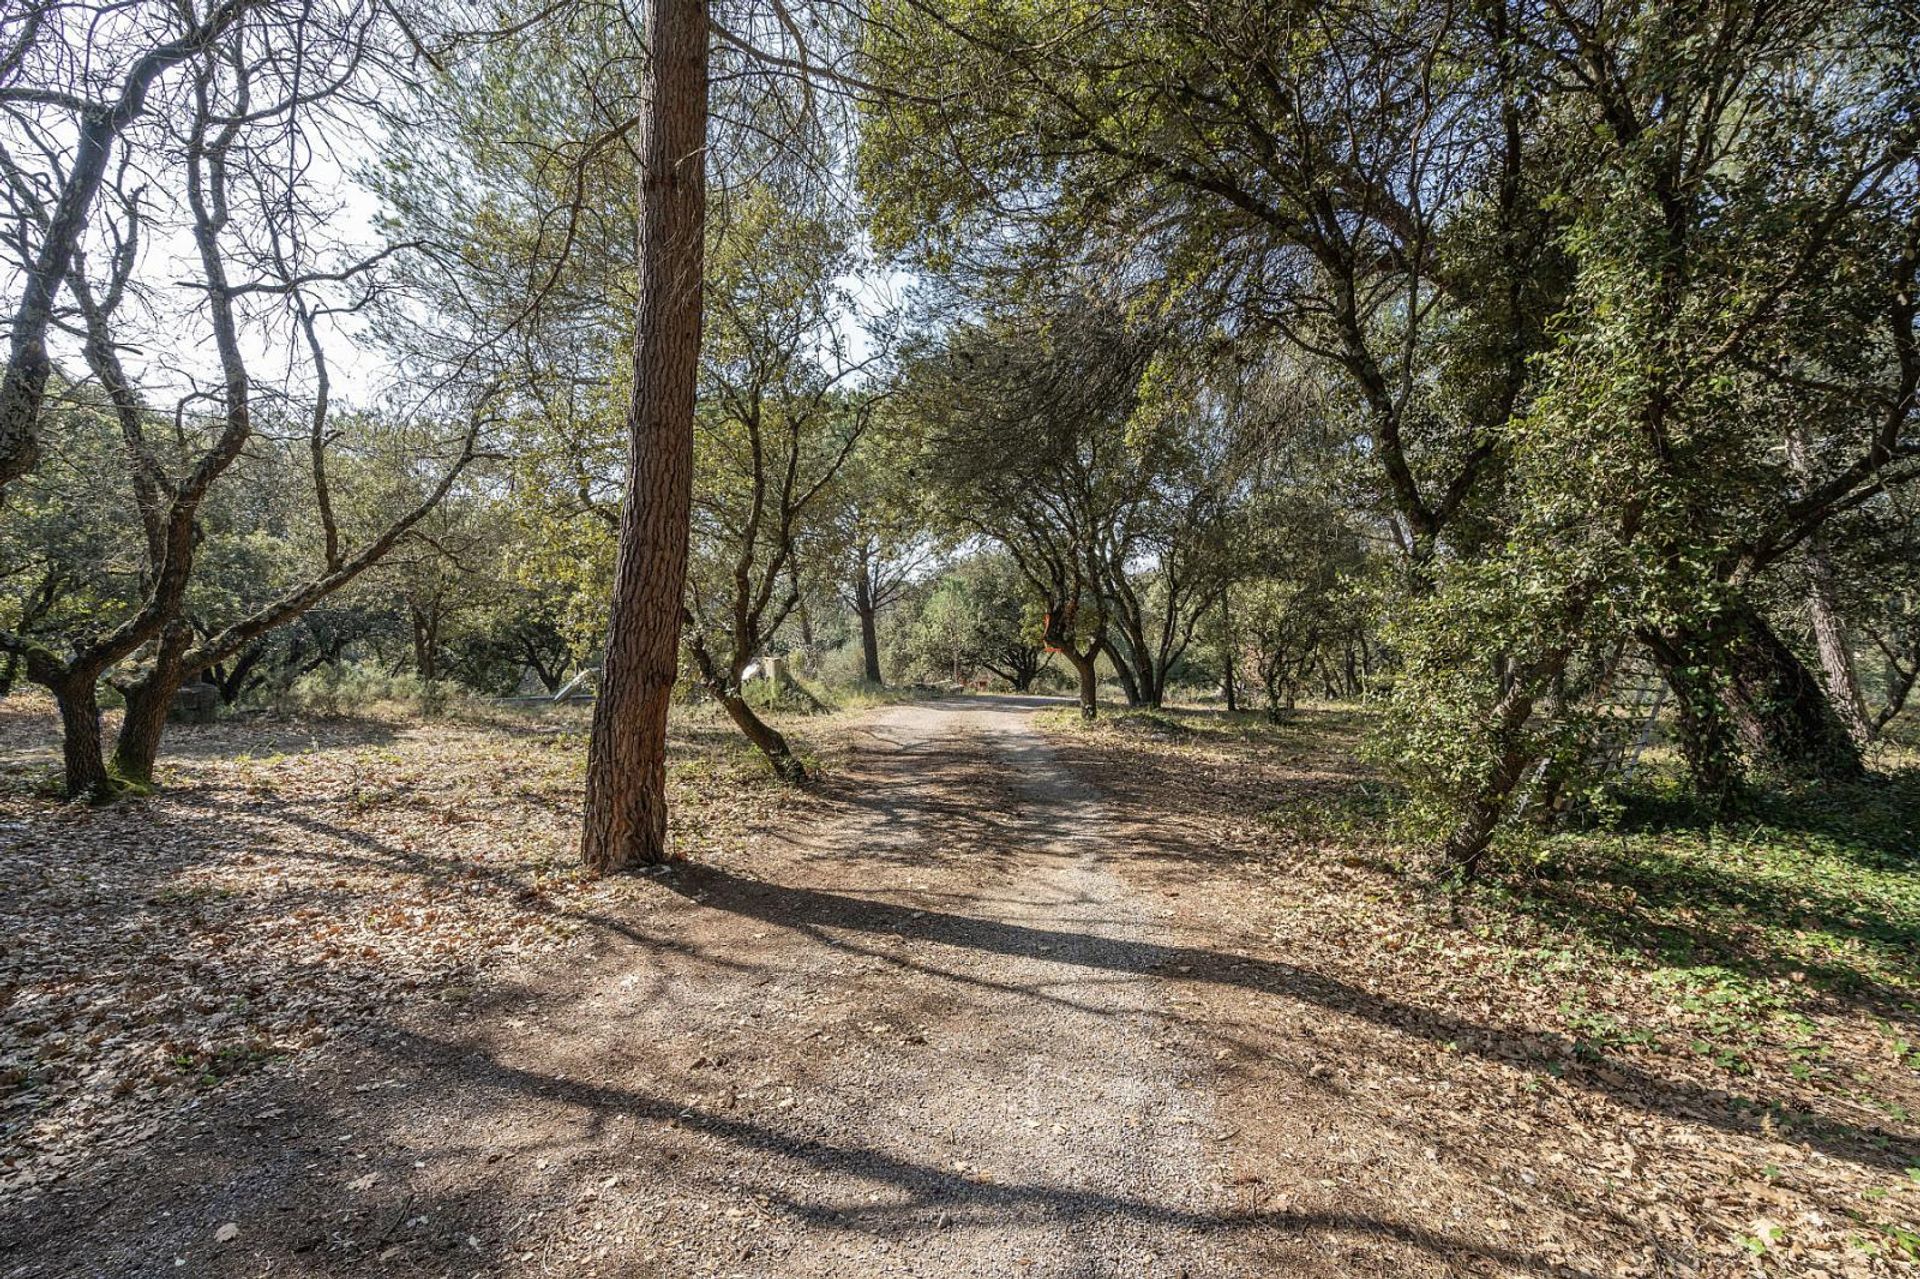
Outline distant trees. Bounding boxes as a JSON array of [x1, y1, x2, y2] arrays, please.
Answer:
[[682, 184, 882, 781], [1233, 497, 1369, 721], [865, 0, 1920, 870], [830, 413, 938, 687], [912, 303, 1146, 717], [912, 300, 1239, 716], [8, 0, 1914, 883], [898, 554, 1049, 691]]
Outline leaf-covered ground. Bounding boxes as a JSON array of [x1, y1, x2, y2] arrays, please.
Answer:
[[0, 694, 826, 1203], [1038, 704, 1920, 1274], [4, 692, 1918, 1277]]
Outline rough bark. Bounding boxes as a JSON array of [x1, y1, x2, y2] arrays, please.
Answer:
[[1068, 652, 1099, 720], [410, 604, 441, 684], [51, 673, 111, 800], [581, 0, 710, 874], [1804, 536, 1872, 744], [108, 623, 192, 787]]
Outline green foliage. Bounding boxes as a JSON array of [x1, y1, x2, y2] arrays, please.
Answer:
[[895, 554, 1048, 687], [277, 663, 465, 719]]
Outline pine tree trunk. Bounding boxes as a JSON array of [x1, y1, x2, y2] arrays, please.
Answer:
[[581, 0, 709, 874], [858, 604, 883, 685]]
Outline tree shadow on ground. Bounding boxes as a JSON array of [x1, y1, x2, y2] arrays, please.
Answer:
[[1045, 704, 1919, 1034], [1464, 770, 1920, 1029], [663, 864, 1920, 1174], [1505, 837, 1920, 1017], [0, 998, 1605, 1279], [1608, 769, 1920, 869]]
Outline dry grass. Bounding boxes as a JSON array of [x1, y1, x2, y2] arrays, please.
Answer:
[[0, 692, 846, 1201], [1041, 702, 1920, 1276]]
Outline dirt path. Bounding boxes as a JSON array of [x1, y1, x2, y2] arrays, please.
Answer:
[[1, 698, 1265, 1278]]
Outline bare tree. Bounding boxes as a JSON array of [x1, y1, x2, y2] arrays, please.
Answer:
[[0, 0, 264, 491], [0, 1, 487, 795]]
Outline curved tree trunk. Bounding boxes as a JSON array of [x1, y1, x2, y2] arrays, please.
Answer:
[[580, 0, 710, 874], [1103, 638, 1146, 707], [1439, 684, 1540, 878], [718, 691, 806, 781]]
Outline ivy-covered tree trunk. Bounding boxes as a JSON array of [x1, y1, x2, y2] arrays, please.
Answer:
[[1720, 604, 1865, 782], [1647, 604, 1863, 792], [112, 679, 176, 789], [1641, 629, 1743, 806], [1439, 679, 1543, 877]]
